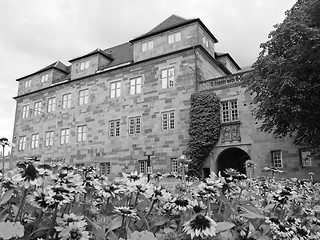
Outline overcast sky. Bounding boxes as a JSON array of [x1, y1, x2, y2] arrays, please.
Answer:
[[0, 0, 296, 151]]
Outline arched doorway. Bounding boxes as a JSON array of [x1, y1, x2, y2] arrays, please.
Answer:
[[217, 147, 250, 176]]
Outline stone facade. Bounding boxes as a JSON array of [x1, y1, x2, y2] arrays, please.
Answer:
[[11, 15, 319, 181]]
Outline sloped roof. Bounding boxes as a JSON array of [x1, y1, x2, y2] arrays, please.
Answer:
[[16, 61, 69, 81], [102, 42, 133, 68], [130, 14, 218, 43], [69, 48, 114, 62], [215, 52, 241, 70]]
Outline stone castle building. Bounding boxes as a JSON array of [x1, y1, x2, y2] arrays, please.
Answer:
[[11, 15, 319, 180]]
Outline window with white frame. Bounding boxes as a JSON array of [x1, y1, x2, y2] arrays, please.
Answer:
[[25, 79, 31, 88], [45, 131, 54, 147], [79, 89, 89, 105], [221, 100, 239, 123], [77, 125, 87, 142], [168, 32, 181, 44], [31, 133, 39, 149], [62, 93, 71, 109], [161, 67, 175, 89], [272, 150, 283, 168], [142, 40, 153, 52], [130, 77, 142, 95], [34, 101, 42, 116], [139, 160, 147, 174], [300, 149, 312, 167], [110, 81, 121, 98], [60, 128, 70, 145], [18, 136, 26, 151], [100, 162, 111, 175], [80, 60, 89, 71], [203, 36, 209, 47], [41, 73, 49, 83], [22, 104, 29, 119], [162, 111, 175, 130], [171, 158, 179, 174], [47, 97, 56, 113], [109, 119, 120, 137], [128, 116, 141, 135]]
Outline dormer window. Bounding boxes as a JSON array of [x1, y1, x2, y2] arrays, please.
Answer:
[[142, 40, 153, 52], [41, 73, 49, 83], [168, 32, 181, 44], [25, 80, 31, 88], [80, 61, 90, 71], [202, 36, 209, 47]]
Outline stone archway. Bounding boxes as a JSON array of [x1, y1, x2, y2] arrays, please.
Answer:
[[216, 147, 250, 176]]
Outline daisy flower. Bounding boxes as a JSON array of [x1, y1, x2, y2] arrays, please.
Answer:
[[183, 214, 217, 239], [122, 171, 144, 182], [114, 206, 139, 219], [169, 197, 193, 212], [12, 161, 42, 188], [56, 222, 90, 240], [0, 221, 24, 240], [28, 189, 55, 211]]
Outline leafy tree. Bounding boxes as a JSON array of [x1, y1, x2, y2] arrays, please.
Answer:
[[244, 0, 320, 153]]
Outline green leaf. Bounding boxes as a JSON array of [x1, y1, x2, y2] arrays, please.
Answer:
[[0, 189, 14, 205], [152, 216, 169, 227], [106, 216, 122, 234], [239, 206, 265, 219], [215, 222, 235, 233]]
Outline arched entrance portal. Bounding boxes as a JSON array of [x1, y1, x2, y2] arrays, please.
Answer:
[[217, 147, 250, 175]]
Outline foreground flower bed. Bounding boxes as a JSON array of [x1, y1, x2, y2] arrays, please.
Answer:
[[0, 160, 319, 240]]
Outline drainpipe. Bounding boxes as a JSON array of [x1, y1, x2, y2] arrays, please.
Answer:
[[193, 47, 199, 92]]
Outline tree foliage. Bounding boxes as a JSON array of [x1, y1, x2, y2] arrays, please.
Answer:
[[187, 91, 220, 177], [244, 0, 320, 152]]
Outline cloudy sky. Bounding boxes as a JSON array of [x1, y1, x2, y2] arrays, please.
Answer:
[[0, 0, 296, 150]]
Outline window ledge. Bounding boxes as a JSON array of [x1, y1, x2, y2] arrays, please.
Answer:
[[220, 120, 240, 126]]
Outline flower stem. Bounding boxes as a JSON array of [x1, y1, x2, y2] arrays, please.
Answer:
[[14, 187, 28, 222], [145, 200, 155, 218], [46, 202, 58, 240]]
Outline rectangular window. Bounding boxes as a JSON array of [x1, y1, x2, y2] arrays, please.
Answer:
[[142, 40, 153, 52], [62, 93, 71, 109], [128, 116, 141, 135], [168, 32, 181, 44], [47, 97, 56, 113], [221, 100, 239, 123], [60, 128, 70, 145], [171, 158, 179, 174], [79, 89, 89, 105], [300, 149, 312, 167], [109, 119, 120, 137], [41, 74, 49, 83], [139, 160, 147, 174], [203, 36, 209, 47], [34, 101, 42, 116], [162, 111, 175, 130], [100, 162, 111, 175], [161, 67, 175, 89], [25, 80, 31, 88], [130, 77, 142, 95], [272, 150, 283, 168], [31, 133, 39, 149], [110, 81, 121, 98], [45, 131, 54, 147], [18, 136, 26, 151], [22, 104, 29, 119], [77, 125, 87, 142], [80, 61, 89, 71]]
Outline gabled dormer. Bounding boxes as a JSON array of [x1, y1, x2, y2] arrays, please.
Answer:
[[215, 52, 241, 74], [129, 14, 218, 62], [16, 61, 69, 96], [69, 48, 114, 80]]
